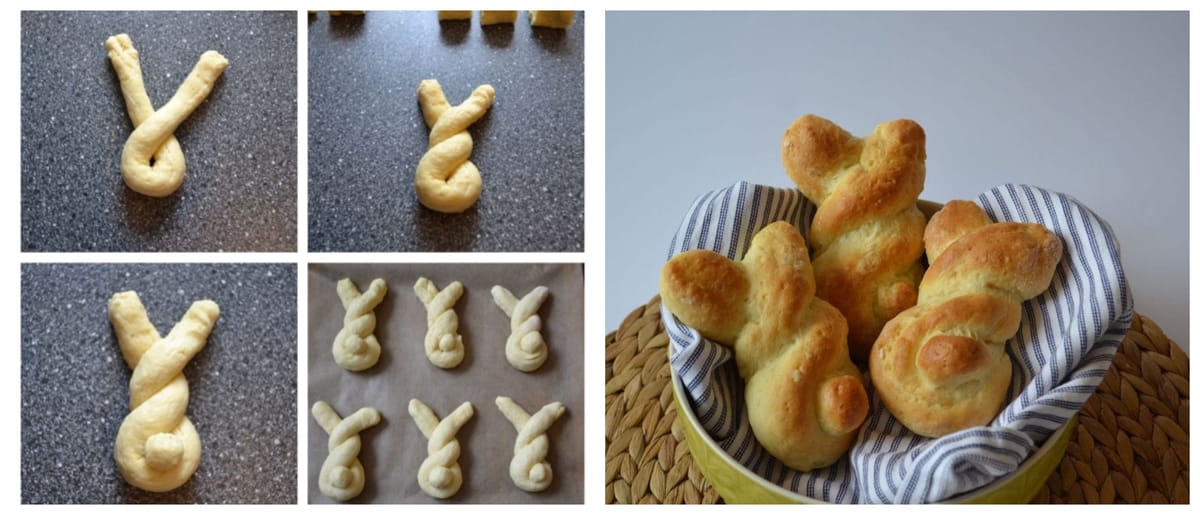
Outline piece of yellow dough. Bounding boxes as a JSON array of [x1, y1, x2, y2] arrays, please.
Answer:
[[495, 397, 565, 492], [108, 291, 218, 492], [332, 278, 388, 371], [311, 401, 382, 502], [492, 285, 549, 372], [413, 277, 465, 369], [438, 11, 472, 21], [416, 79, 495, 213], [529, 11, 574, 29], [480, 11, 518, 25], [104, 34, 228, 197], [408, 399, 473, 499]]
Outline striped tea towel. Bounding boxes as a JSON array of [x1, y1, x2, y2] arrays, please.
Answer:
[[662, 181, 1132, 503]]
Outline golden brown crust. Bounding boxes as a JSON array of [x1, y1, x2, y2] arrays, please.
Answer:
[[781, 114, 928, 361], [659, 221, 867, 471], [659, 250, 749, 345], [870, 201, 1063, 437]]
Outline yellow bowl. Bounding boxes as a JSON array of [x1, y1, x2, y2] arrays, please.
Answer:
[[670, 367, 1076, 504]]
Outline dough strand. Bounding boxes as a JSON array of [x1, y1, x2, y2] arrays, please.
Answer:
[[332, 278, 388, 371], [311, 401, 382, 502], [492, 285, 550, 372], [108, 291, 218, 492], [416, 79, 494, 213], [495, 397, 566, 492], [413, 277, 465, 368], [104, 34, 228, 197], [408, 399, 473, 499]]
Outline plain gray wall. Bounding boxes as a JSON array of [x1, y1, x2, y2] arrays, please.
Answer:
[[605, 11, 1188, 353]]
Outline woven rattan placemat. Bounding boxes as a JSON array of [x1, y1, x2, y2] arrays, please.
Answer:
[[605, 296, 1189, 504]]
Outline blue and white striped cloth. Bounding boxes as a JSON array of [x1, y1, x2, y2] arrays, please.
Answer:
[[663, 182, 1132, 503]]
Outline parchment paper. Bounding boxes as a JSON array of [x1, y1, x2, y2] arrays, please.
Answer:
[[307, 263, 584, 504]]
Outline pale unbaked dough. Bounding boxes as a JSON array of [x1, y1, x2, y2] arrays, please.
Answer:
[[491, 285, 550, 372], [416, 79, 495, 213], [529, 11, 574, 29], [104, 34, 228, 197], [408, 399, 473, 499], [332, 278, 388, 371], [480, 11, 518, 25], [495, 396, 566, 492], [413, 277, 465, 369], [311, 401, 382, 502], [108, 291, 218, 492]]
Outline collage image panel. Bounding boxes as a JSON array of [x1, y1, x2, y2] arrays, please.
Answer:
[[307, 11, 584, 252], [307, 262, 583, 503], [20, 263, 298, 503], [20, 11, 298, 252]]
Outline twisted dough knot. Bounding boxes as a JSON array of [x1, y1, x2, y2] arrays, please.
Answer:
[[408, 399, 474, 499], [416, 79, 495, 213], [492, 285, 550, 372], [311, 401, 381, 502], [871, 200, 1063, 437], [495, 397, 566, 492], [108, 291, 218, 492], [332, 278, 388, 371], [660, 221, 869, 471], [781, 114, 928, 361], [104, 34, 228, 197], [413, 277, 465, 369]]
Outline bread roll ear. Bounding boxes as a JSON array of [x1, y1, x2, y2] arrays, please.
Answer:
[[659, 249, 750, 345], [660, 221, 868, 471], [871, 201, 1062, 437]]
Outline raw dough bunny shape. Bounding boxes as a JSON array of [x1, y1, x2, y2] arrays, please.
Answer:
[[495, 396, 566, 492], [491, 285, 550, 372], [332, 278, 388, 371], [413, 277, 465, 369], [311, 401, 382, 502], [408, 399, 473, 499], [105, 34, 228, 197], [416, 79, 495, 213], [108, 291, 219, 492]]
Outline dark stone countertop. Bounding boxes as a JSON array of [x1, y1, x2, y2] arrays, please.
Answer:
[[21, 11, 297, 252], [307, 11, 585, 252], [21, 264, 297, 504]]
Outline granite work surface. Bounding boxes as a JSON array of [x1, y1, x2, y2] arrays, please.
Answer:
[[21, 11, 298, 252], [307, 263, 584, 503], [308, 11, 585, 252], [21, 264, 297, 504]]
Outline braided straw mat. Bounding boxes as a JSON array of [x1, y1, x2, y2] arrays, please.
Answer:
[[605, 295, 1189, 504]]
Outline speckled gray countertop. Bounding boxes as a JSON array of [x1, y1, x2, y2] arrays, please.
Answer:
[[308, 11, 584, 252], [21, 264, 297, 504], [21, 11, 297, 252]]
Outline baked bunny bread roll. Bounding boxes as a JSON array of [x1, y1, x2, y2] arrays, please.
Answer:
[[870, 200, 1063, 437], [660, 221, 869, 471], [781, 114, 927, 361]]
